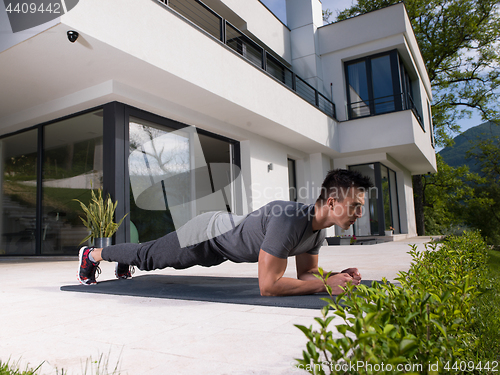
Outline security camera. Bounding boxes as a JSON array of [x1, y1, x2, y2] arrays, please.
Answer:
[[67, 30, 79, 43]]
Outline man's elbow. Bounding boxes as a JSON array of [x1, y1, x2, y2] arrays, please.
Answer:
[[259, 284, 279, 297]]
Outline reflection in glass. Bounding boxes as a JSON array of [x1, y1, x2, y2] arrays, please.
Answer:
[[0, 130, 38, 255], [347, 61, 370, 118], [389, 169, 400, 233], [288, 158, 297, 202], [128, 118, 238, 244], [128, 119, 185, 242], [380, 165, 392, 231], [371, 55, 395, 114], [350, 164, 378, 236], [42, 111, 103, 254]]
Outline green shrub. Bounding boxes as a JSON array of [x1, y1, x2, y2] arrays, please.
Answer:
[[470, 248, 500, 363], [295, 231, 495, 374]]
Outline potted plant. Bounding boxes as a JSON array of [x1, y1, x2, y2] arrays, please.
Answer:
[[74, 188, 127, 248], [384, 226, 394, 236], [326, 236, 352, 246]]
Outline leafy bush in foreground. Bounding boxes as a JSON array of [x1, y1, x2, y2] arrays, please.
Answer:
[[295, 231, 495, 374]]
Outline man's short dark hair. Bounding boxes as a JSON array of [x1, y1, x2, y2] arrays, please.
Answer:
[[316, 169, 373, 203]]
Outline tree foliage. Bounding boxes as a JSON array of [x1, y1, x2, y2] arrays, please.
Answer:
[[422, 154, 489, 236], [422, 136, 500, 245], [464, 135, 500, 244], [335, 0, 500, 147]]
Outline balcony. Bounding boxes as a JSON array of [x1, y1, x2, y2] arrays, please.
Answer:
[[157, 0, 336, 119], [348, 92, 424, 131]]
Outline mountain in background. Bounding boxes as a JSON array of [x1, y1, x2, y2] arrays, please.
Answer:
[[439, 121, 500, 175]]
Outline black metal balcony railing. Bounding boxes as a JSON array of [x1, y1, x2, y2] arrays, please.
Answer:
[[404, 93, 424, 128], [348, 93, 424, 130], [158, 0, 336, 119]]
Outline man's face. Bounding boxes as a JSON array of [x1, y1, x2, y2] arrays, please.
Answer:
[[328, 188, 366, 230]]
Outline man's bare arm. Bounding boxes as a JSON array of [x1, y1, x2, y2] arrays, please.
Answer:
[[295, 253, 362, 293], [258, 250, 358, 296], [258, 250, 327, 296]]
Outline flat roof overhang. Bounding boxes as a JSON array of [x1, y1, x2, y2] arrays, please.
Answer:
[[0, 20, 338, 157]]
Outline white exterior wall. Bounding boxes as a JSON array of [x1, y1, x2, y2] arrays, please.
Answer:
[[400, 168, 417, 236], [285, 0, 324, 92], [239, 137, 333, 209]]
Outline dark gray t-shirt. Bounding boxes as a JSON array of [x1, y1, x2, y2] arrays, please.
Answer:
[[210, 200, 326, 263]]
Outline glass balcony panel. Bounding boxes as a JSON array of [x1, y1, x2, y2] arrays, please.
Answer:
[[225, 23, 263, 68], [266, 55, 286, 84], [168, 0, 222, 40]]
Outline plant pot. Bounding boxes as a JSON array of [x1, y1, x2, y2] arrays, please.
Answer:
[[384, 230, 393, 236], [326, 237, 351, 246], [94, 237, 112, 248]]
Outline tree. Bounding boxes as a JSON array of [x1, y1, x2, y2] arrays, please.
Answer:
[[334, 0, 500, 234], [422, 154, 489, 235], [465, 134, 500, 244]]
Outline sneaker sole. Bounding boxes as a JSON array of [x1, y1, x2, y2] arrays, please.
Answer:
[[115, 262, 133, 279], [77, 246, 96, 285]]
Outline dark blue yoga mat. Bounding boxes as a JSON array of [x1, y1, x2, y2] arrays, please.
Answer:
[[61, 275, 379, 309]]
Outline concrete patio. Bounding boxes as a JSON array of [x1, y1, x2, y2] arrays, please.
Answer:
[[0, 237, 435, 374]]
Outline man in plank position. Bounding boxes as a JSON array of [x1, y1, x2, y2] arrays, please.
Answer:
[[77, 169, 372, 296]]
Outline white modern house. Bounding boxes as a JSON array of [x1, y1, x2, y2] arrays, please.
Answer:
[[0, 0, 436, 255]]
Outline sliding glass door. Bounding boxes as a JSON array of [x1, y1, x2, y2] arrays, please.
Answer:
[[128, 116, 237, 243], [350, 163, 400, 236], [42, 111, 103, 254], [0, 130, 38, 255]]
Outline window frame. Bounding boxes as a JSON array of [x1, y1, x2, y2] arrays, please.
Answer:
[[344, 50, 403, 120]]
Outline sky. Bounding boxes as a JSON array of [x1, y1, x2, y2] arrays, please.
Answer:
[[260, 0, 486, 136], [261, 0, 357, 23]]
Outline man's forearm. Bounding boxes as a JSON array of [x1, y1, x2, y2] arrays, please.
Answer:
[[298, 270, 339, 282], [260, 276, 326, 296]]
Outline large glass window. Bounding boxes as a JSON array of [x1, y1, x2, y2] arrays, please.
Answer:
[[345, 50, 402, 119], [371, 55, 395, 114], [128, 117, 236, 243], [0, 104, 240, 256], [42, 111, 103, 254], [0, 130, 38, 255], [347, 60, 370, 118]]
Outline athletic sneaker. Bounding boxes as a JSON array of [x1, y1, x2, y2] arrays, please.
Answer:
[[115, 263, 135, 279], [77, 246, 101, 285]]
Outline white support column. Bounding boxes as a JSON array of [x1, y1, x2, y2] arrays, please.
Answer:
[[285, 0, 324, 92]]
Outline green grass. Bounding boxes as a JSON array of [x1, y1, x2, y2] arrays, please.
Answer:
[[0, 360, 42, 375], [0, 352, 121, 375]]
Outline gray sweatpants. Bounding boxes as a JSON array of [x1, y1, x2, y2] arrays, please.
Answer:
[[101, 231, 227, 271]]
